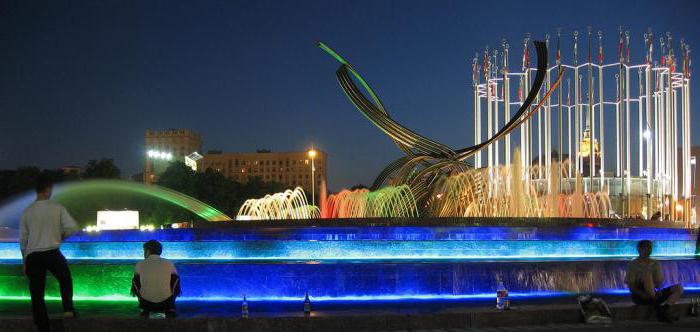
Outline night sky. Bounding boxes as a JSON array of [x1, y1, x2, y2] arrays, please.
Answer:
[[1, 0, 698, 191]]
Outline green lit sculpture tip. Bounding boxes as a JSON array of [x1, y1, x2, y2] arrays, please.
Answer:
[[318, 42, 349, 66]]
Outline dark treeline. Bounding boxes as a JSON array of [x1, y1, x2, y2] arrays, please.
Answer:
[[1, 160, 286, 226], [0, 158, 120, 202], [155, 162, 286, 219]]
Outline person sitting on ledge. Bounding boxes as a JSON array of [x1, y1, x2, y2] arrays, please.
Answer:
[[131, 240, 181, 318], [625, 240, 683, 323]]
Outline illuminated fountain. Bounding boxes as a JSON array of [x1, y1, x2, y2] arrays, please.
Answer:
[[470, 29, 693, 224], [320, 28, 694, 225], [0, 180, 230, 229], [322, 185, 419, 218], [236, 187, 320, 220], [0, 35, 696, 307], [428, 150, 611, 218]]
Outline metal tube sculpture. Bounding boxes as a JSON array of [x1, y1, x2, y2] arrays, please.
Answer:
[[319, 39, 560, 207], [321, 28, 693, 226]]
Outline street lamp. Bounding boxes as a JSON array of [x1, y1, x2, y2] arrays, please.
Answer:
[[307, 148, 317, 206]]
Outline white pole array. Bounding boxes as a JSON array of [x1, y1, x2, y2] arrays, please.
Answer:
[[471, 28, 693, 223]]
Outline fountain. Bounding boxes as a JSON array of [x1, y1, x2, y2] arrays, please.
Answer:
[[0, 34, 696, 305], [0, 180, 230, 230], [320, 28, 694, 225], [322, 185, 418, 218], [428, 149, 612, 218], [236, 187, 319, 220]]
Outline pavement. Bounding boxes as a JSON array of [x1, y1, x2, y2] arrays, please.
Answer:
[[0, 295, 698, 331], [380, 319, 700, 332]]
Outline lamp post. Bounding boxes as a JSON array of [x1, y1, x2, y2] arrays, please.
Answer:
[[308, 148, 317, 206]]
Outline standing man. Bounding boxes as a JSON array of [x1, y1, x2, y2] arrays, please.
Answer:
[[625, 240, 684, 323], [20, 175, 79, 332]]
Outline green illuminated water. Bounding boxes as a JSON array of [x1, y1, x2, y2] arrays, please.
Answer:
[[0, 263, 133, 300], [53, 180, 231, 222]]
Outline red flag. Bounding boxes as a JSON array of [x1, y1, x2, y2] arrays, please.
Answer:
[[618, 32, 624, 61], [523, 45, 530, 71]]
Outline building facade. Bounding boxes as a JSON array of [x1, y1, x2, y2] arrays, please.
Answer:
[[144, 129, 202, 184], [199, 150, 327, 196]]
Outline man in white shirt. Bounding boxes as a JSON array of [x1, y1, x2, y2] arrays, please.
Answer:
[[131, 240, 180, 318], [20, 175, 79, 332]]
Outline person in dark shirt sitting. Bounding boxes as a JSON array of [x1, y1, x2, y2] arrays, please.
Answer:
[[131, 240, 181, 318], [625, 240, 683, 323]]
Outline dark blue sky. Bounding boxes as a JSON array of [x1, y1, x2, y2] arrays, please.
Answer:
[[1, 0, 698, 190]]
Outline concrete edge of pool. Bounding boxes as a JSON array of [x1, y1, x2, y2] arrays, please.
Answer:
[[0, 297, 699, 331]]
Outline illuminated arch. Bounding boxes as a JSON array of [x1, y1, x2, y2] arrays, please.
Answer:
[[54, 180, 231, 221]]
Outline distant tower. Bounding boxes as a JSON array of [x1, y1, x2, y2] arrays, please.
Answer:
[[144, 129, 202, 184]]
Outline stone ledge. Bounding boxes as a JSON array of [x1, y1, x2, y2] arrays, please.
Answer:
[[0, 302, 695, 332]]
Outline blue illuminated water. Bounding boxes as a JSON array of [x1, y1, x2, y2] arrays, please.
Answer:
[[0, 226, 697, 301]]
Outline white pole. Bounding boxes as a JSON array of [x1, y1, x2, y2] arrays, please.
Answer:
[[599, 49, 605, 189], [503, 41, 511, 170], [638, 69, 644, 178]]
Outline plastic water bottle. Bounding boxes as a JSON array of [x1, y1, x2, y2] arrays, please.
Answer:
[[241, 295, 249, 318], [496, 280, 509, 310], [303, 291, 312, 316]]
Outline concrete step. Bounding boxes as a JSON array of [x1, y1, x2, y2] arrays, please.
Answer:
[[0, 302, 697, 332]]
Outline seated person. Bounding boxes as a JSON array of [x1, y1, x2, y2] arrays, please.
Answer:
[[625, 240, 683, 322], [131, 240, 181, 318]]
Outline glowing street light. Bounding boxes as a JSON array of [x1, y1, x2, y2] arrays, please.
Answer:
[[308, 147, 317, 206], [147, 149, 173, 161], [643, 129, 651, 140]]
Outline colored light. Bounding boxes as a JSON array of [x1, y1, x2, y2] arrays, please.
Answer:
[[0, 226, 698, 303], [54, 180, 230, 221], [237, 187, 319, 220], [0, 237, 696, 261], [96, 210, 139, 231]]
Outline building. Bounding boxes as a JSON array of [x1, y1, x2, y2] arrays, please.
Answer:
[[61, 166, 82, 177], [144, 129, 202, 184], [199, 149, 327, 196]]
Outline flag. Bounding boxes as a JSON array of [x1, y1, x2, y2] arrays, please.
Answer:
[[522, 44, 530, 71], [618, 30, 624, 62], [556, 32, 561, 65], [598, 37, 603, 64]]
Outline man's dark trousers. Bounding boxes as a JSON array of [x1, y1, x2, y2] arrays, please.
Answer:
[[25, 249, 75, 332]]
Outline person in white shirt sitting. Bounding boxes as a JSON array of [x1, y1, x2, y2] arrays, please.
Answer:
[[131, 240, 180, 318], [20, 175, 79, 332]]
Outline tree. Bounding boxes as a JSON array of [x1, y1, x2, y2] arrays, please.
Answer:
[[83, 159, 120, 179], [155, 162, 197, 196], [0, 167, 75, 202], [155, 162, 287, 218], [349, 184, 368, 191]]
